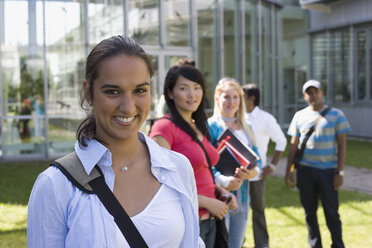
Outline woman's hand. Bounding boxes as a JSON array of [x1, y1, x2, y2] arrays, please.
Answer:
[[215, 185, 238, 211], [235, 166, 258, 180], [227, 193, 238, 210], [207, 198, 229, 220], [226, 176, 243, 191], [198, 194, 228, 220]]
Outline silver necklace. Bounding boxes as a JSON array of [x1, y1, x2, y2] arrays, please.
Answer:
[[121, 166, 129, 172]]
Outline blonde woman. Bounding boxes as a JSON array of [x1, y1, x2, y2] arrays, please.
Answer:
[[208, 78, 262, 248]]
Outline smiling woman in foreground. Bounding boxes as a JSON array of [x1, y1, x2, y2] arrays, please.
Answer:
[[27, 35, 204, 248]]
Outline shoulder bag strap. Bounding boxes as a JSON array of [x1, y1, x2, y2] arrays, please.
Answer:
[[88, 166, 149, 248], [53, 153, 148, 248], [162, 116, 216, 183], [195, 139, 216, 184], [297, 106, 331, 160]]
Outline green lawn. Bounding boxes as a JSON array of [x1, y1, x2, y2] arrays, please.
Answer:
[[0, 162, 48, 248], [243, 176, 372, 248], [1, 162, 372, 247], [268, 137, 372, 169]]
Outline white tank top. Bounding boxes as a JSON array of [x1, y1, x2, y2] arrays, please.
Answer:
[[116, 184, 185, 247]]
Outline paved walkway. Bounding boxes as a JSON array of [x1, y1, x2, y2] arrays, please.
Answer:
[[271, 158, 372, 196]]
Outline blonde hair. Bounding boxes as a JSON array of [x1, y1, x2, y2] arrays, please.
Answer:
[[212, 78, 256, 146]]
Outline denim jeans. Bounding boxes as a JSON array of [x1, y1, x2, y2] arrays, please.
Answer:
[[199, 218, 216, 248], [297, 165, 345, 248], [225, 203, 249, 248]]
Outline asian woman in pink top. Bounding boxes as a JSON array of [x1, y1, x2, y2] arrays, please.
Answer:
[[149, 64, 237, 247]]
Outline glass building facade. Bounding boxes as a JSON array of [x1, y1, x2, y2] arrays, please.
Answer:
[[0, 0, 308, 160], [306, 0, 372, 139]]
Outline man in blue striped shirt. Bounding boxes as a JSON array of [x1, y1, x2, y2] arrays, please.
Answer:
[[285, 80, 351, 248]]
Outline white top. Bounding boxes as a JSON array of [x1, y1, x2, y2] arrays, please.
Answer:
[[245, 107, 287, 167], [233, 129, 252, 148], [116, 184, 185, 247], [27, 132, 204, 248]]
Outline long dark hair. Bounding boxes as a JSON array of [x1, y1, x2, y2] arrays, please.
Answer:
[[163, 64, 211, 141], [77, 35, 154, 147]]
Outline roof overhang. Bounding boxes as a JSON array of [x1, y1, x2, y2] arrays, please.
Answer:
[[299, 0, 343, 13]]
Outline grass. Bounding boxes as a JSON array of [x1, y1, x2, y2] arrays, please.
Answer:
[[1, 161, 372, 247], [267, 137, 372, 169], [0, 161, 49, 248], [242, 176, 372, 248]]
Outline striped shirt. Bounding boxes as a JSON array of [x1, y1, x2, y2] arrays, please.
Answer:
[[287, 105, 351, 169]]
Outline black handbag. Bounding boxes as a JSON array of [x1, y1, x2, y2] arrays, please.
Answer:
[[214, 219, 229, 248]]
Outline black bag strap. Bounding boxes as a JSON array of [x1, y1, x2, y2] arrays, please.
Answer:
[[195, 138, 216, 185], [88, 169, 148, 248], [297, 106, 331, 160], [161, 116, 216, 183], [52, 152, 148, 248]]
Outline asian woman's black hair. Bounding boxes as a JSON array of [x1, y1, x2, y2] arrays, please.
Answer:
[[163, 64, 211, 141]]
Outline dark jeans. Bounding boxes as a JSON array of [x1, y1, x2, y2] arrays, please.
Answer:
[[296, 165, 345, 248], [250, 179, 269, 248], [199, 218, 216, 248]]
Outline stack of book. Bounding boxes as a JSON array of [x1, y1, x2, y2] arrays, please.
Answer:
[[214, 129, 259, 176]]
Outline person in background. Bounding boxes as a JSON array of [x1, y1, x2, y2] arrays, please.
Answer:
[[19, 98, 32, 139], [28, 35, 204, 248], [33, 94, 44, 137], [285, 79, 351, 248], [242, 84, 287, 248], [208, 78, 260, 248], [150, 65, 237, 248]]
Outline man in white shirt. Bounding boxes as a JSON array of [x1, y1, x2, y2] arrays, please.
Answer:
[[242, 84, 287, 248]]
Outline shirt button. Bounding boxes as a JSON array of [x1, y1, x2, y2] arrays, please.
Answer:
[[161, 176, 166, 181]]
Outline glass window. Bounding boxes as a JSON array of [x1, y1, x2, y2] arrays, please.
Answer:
[[282, 0, 300, 6], [165, 0, 190, 47], [1, 118, 46, 156], [197, 0, 217, 109], [150, 55, 159, 114], [128, 0, 159, 45], [312, 33, 328, 97], [282, 7, 308, 106], [48, 117, 78, 154], [2, 1, 44, 117], [1, 0, 45, 156], [44, 0, 86, 156], [330, 30, 351, 103], [370, 30, 372, 99], [88, 0, 124, 45], [261, 2, 273, 109], [223, 0, 237, 79], [45, 0, 85, 117], [356, 30, 366, 100], [245, 1, 256, 85]]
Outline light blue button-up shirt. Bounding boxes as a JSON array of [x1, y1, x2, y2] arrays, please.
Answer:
[[27, 132, 204, 248]]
